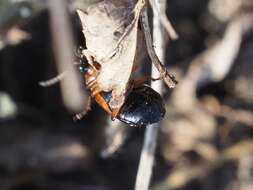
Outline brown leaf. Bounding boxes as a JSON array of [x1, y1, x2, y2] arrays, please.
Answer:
[[77, 0, 144, 108]]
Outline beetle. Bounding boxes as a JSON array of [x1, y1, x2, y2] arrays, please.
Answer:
[[75, 48, 165, 127]]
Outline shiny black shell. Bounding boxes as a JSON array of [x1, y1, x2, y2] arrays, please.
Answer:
[[102, 85, 166, 127], [118, 85, 165, 127]]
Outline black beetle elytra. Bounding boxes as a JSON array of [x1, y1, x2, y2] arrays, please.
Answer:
[[101, 85, 166, 127]]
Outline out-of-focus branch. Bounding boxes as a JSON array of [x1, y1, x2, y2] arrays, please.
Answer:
[[172, 12, 253, 110], [196, 12, 253, 85], [135, 1, 169, 190], [0, 92, 17, 119], [208, 0, 253, 22], [153, 140, 253, 190], [47, 0, 87, 113], [0, 1, 34, 49]]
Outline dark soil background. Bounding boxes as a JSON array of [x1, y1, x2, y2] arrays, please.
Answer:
[[0, 0, 252, 190]]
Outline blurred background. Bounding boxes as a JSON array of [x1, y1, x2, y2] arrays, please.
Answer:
[[0, 0, 253, 190]]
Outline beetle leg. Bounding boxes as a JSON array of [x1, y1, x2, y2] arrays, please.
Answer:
[[132, 76, 149, 87], [133, 76, 162, 87], [39, 72, 67, 87], [73, 97, 92, 121]]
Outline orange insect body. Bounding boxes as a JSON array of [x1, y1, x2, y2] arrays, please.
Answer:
[[79, 61, 120, 118]]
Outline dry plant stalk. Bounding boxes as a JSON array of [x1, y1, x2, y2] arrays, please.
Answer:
[[148, 0, 178, 40], [135, 0, 176, 190]]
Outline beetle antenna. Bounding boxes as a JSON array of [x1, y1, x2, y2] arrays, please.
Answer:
[[39, 71, 67, 87]]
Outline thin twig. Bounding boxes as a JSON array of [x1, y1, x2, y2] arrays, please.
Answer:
[[135, 124, 159, 190], [140, 4, 177, 88], [148, 0, 178, 40], [135, 1, 168, 189]]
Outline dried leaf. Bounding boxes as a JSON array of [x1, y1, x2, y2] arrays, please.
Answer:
[[77, 0, 144, 108]]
